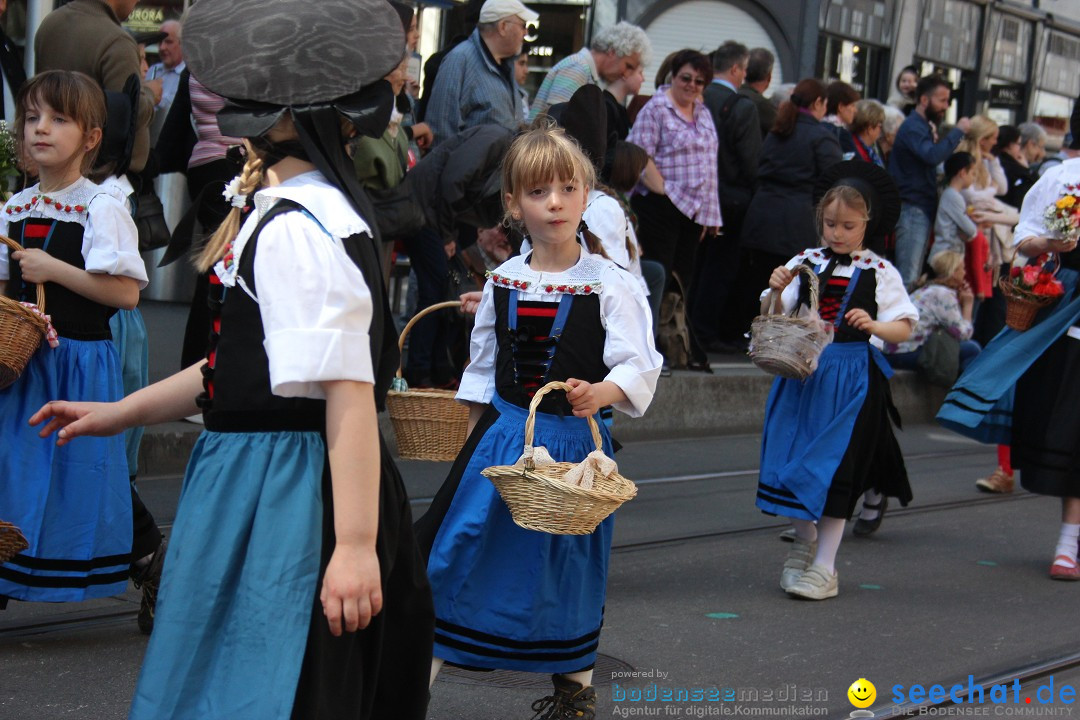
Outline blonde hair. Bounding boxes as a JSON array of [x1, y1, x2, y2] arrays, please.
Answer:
[[501, 123, 609, 258], [17, 70, 106, 176], [816, 186, 870, 245], [195, 141, 264, 271], [956, 115, 998, 190], [929, 250, 964, 280]]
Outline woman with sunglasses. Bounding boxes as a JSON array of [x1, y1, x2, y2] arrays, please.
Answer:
[[627, 48, 720, 369]]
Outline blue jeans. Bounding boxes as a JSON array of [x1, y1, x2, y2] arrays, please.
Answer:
[[893, 204, 932, 290], [886, 339, 982, 373]]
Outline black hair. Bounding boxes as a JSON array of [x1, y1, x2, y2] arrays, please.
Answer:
[[942, 151, 975, 185], [994, 125, 1021, 155], [915, 74, 950, 102]]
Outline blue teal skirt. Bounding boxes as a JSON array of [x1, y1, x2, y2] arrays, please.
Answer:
[[0, 338, 131, 601], [129, 430, 324, 720], [424, 393, 614, 673], [937, 267, 1080, 444], [756, 342, 907, 521], [109, 308, 148, 475]]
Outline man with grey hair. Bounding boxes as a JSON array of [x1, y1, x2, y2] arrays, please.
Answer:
[[739, 47, 775, 139], [528, 21, 650, 120], [426, 0, 536, 146]]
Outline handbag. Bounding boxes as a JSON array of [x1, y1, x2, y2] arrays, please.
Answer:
[[132, 184, 172, 252], [916, 328, 960, 388]]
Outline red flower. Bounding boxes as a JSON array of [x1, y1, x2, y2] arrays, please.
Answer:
[[1010, 266, 1022, 278], [545, 285, 554, 293], [583, 285, 592, 293], [73, 205, 85, 213]]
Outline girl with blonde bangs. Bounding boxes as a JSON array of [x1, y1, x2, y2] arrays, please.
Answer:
[[418, 125, 661, 718]]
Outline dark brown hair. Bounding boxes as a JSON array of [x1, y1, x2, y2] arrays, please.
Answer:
[[771, 78, 827, 138], [16, 70, 106, 176], [607, 140, 648, 194], [666, 49, 714, 87], [826, 80, 860, 116]]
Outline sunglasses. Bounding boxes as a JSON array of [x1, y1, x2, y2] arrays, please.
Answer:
[[677, 74, 706, 88]]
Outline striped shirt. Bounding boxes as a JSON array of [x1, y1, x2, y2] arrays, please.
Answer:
[[528, 47, 599, 121], [425, 29, 522, 147], [627, 87, 722, 228], [188, 76, 241, 169]]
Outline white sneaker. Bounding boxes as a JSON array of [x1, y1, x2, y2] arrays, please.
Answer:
[[786, 564, 838, 600], [780, 538, 817, 591]]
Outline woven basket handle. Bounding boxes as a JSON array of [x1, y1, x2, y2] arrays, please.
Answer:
[[395, 300, 462, 379], [522, 380, 603, 468], [0, 234, 45, 313], [764, 263, 817, 318]]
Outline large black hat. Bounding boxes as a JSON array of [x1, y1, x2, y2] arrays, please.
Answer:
[[814, 160, 901, 252]]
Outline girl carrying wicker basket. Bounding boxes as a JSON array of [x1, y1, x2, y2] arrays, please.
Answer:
[[757, 161, 917, 600], [0, 71, 147, 604], [416, 125, 662, 719], [29, 1, 435, 716]]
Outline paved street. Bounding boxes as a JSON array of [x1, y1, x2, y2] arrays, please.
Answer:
[[5, 425, 1080, 719]]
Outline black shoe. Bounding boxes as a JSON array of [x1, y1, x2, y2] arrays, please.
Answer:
[[131, 539, 167, 635], [852, 497, 888, 537], [530, 676, 597, 720]]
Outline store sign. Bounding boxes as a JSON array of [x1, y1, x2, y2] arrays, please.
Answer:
[[989, 83, 1025, 108]]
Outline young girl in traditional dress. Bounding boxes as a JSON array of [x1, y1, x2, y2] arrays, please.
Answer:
[[756, 161, 917, 600], [30, 1, 433, 717], [0, 70, 147, 603], [417, 125, 662, 718]]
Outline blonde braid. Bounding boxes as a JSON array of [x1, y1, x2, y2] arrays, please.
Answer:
[[195, 145, 265, 272]]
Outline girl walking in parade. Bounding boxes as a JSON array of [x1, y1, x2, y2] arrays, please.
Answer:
[[938, 100, 1080, 581], [0, 71, 147, 604], [30, 0, 434, 717], [756, 161, 918, 600], [417, 124, 662, 719]]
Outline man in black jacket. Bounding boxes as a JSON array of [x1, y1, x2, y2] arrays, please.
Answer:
[[694, 40, 760, 350]]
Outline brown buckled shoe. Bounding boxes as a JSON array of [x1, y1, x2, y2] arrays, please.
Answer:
[[531, 675, 597, 720]]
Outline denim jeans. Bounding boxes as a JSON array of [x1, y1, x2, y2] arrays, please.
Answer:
[[886, 339, 982, 373], [893, 204, 932, 290]]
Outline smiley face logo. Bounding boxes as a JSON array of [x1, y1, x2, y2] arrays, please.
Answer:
[[848, 678, 876, 708]]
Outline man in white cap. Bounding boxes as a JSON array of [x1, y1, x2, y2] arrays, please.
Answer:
[[425, 0, 537, 146]]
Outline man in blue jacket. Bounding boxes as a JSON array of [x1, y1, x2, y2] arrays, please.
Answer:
[[888, 75, 970, 289]]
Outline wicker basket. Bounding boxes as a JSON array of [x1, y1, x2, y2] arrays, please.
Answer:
[[0, 520, 29, 564], [386, 300, 470, 461], [999, 277, 1056, 331], [482, 381, 637, 535], [0, 235, 48, 390], [749, 265, 831, 380]]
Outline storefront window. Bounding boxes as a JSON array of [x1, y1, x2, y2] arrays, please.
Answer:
[[819, 0, 893, 46], [816, 35, 887, 100], [988, 13, 1031, 83], [916, 0, 980, 71], [1032, 29, 1080, 149]]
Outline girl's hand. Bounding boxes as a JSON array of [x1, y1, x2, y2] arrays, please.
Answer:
[[29, 400, 129, 446], [768, 266, 794, 292], [565, 378, 621, 418], [12, 249, 60, 284], [1050, 237, 1079, 254], [844, 308, 877, 336], [320, 542, 382, 636], [459, 291, 483, 315]]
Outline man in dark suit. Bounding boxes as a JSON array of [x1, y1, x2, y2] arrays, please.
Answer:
[[694, 40, 760, 350], [740, 48, 776, 140]]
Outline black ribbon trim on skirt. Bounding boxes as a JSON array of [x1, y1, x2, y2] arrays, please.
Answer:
[[434, 631, 600, 662], [0, 566, 128, 588], [436, 617, 601, 650], [949, 385, 1001, 407], [5, 552, 129, 571], [942, 397, 1013, 418], [756, 491, 808, 512]]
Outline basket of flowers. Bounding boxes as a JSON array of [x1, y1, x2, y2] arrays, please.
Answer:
[[748, 264, 833, 380], [0, 235, 52, 389], [0, 520, 29, 564], [482, 381, 637, 535], [1000, 256, 1065, 331], [385, 300, 470, 461]]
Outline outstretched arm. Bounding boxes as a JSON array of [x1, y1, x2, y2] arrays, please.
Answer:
[[31, 361, 206, 444]]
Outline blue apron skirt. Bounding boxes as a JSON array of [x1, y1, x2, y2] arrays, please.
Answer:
[[425, 392, 614, 674], [128, 430, 324, 720], [0, 338, 131, 601], [756, 342, 900, 521], [109, 307, 149, 475]]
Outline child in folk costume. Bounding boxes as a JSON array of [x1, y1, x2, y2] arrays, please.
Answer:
[[31, 1, 434, 718], [938, 104, 1080, 580], [0, 71, 147, 603], [417, 126, 662, 718], [757, 161, 918, 600]]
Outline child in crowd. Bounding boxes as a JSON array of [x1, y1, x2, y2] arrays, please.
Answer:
[[935, 152, 993, 301], [417, 125, 662, 719], [30, 1, 434, 717], [0, 71, 147, 603], [756, 161, 917, 600]]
